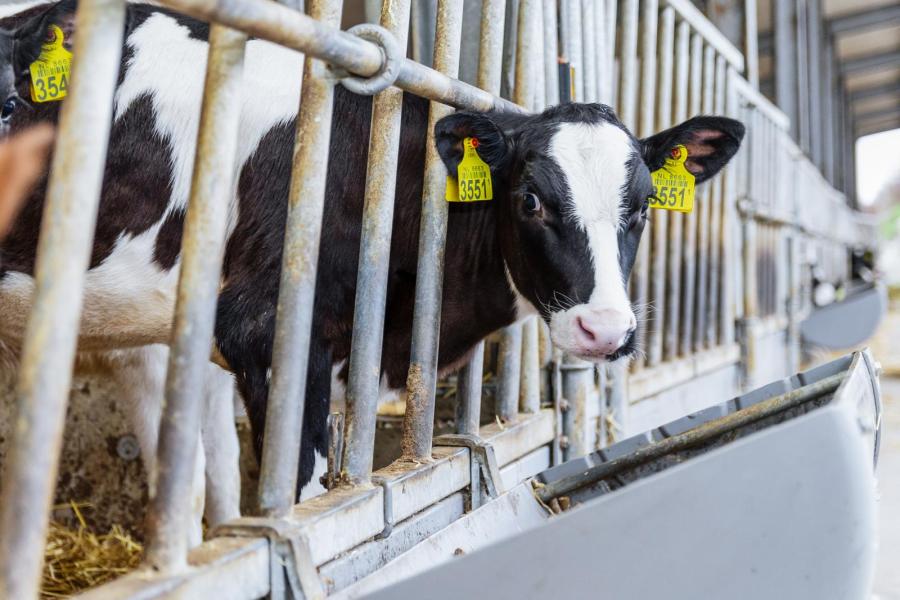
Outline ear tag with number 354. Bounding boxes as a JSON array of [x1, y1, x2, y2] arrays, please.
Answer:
[[649, 144, 695, 213], [445, 137, 493, 202], [29, 25, 72, 103]]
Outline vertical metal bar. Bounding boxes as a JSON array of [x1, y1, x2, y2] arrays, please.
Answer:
[[0, 2, 125, 596], [720, 65, 739, 346], [744, 0, 759, 88], [146, 24, 247, 571], [806, 0, 822, 168], [515, 0, 541, 416], [679, 32, 702, 356], [692, 43, 714, 352], [496, 325, 523, 422], [706, 54, 726, 347], [343, 0, 412, 482], [648, 5, 673, 368], [605, 0, 618, 106], [822, 32, 835, 184], [774, 0, 797, 139], [455, 0, 506, 436], [543, 0, 560, 106], [595, 0, 608, 103], [564, 0, 584, 101], [795, 0, 810, 153], [618, 0, 639, 129], [581, 0, 598, 102], [664, 19, 689, 361], [402, 0, 465, 460]]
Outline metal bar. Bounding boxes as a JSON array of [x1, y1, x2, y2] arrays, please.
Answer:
[[343, 0, 413, 484], [515, 0, 541, 417], [774, 0, 797, 139], [146, 24, 247, 571], [664, 19, 689, 361], [693, 43, 714, 352], [806, 0, 822, 168], [595, 0, 608, 103], [402, 0, 465, 460], [795, 0, 810, 153], [605, 0, 618, 106], [0, 1, 126, 596], [581, 0, 598, 102], [706, 54, 726, 347], [454, 0, 507, 437], [720, 65, 739, 346], [744, 0, 759, 87], [828, 3, 900, 35], [679, 32, 702, 357], [564, 0, 584, 101], [158, 0, 520, 114], [542, 0, 560, 106], [537, 372, 847, 503], [496, 324, 523, 422], [822, 29, 836, 184], [259, 0, 340, 514], [618, 0, 639, 129]]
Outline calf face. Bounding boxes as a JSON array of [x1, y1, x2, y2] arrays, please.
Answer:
[[436, 104, 743, 361]]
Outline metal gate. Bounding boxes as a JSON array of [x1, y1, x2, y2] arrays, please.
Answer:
[[0, 0, 876, 598]]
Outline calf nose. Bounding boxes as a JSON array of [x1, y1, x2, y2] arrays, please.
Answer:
[[573, 308, 636, 355]]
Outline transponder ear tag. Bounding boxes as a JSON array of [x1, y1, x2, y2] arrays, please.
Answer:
[[649, 144, 695, 213], [29, 25, 72, 103], [445, 137, 493, 202]]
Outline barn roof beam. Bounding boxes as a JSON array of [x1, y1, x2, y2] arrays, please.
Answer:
[[829, 4, 900, 36], [841, 50, 900, 75]]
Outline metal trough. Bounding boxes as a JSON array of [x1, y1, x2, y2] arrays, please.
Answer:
[[801, 282, 888, 350], [345, 349, 881, 599]]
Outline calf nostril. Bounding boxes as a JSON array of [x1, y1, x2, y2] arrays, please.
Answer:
[[576, 316, 596, 341]]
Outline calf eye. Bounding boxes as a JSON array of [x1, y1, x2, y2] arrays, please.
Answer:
[[523, 192, 541, 214], [1, 97, 18, 121]]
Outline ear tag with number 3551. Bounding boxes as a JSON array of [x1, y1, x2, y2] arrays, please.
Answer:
[[445, 137, 493, 202], [649, 144, 695, 213], [29, 25, 72, 103]]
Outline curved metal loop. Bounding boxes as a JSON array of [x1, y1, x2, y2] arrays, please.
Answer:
[[337, 24, 401, 96]]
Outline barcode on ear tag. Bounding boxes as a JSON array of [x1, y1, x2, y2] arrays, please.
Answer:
[[649, 144, 695, 213], [447, 137, 493, 202]]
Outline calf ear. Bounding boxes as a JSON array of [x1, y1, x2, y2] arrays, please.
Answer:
[[12, 0, 77, 76], [434, 111, 511, 175], [640, 116, 744, 184]]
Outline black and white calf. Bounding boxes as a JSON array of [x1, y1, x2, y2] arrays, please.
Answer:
[[0, 1, 744, 498]]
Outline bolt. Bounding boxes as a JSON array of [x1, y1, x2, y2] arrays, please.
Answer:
[[559, 398, 570, 412], [116, 434, 140, 461], [559, 435, 569, 450]]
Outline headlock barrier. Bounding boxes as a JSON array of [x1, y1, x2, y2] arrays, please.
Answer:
[[0, 0, 877, 598]]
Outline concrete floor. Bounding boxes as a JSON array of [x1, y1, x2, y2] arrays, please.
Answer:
[[874, 376, 900, 599]]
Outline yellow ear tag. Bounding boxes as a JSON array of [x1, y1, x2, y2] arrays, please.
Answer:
[[446, 137, 493, 202], [29, 25, 72, 103], [649, 144, 695, 213]]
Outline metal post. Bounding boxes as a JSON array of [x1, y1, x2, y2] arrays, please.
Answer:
[[721, 65, 739, 347], [680, 33, 703, 356], [343, 0, 412, 484], [605, 0, 618, 106], [693, 44, 715, 352], [774, 0, 797, 139], [595, 0, 608, 103], [564, 0, 584, 101], [618, 0, 639, 129], [795, 0, 811, 154], [806, 0, 822, 168], [0, 2, 125, 597], [402, 0, 465, 460], [581, 0, 598, 102], [146, 24, 247, 571], [542, 0, 559, 106], [706, 54, 727, 347], [822, 33, 836, 184], [665, 20, 690, 361], [496, 325, 523, 422], [454, 0, 506, 436], [744, 0, 759, 88], [257, 0, 341, 509]]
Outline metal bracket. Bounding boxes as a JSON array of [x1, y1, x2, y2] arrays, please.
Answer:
[[433, 433, 503, 511], [325, 412, 345, 490], [336, 24, 402, 96], [370, 475, 395, 540], [212, 517, 325, 600]]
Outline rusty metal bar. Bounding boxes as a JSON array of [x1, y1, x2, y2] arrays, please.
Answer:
[[342, 0, 412, 484], [664, 19, 690, 361], [158, 0, 519, 114], [258, 0, 341, 511], [647, 4, 673, 368], [401, 0, 464, 460], [146, 24, 248, 571], [631, 0, 658, 371], [692, 43, 714, 352], [679, 32, 702, 356], [0, 1, 126, 596], [454, 0, 506, 436]]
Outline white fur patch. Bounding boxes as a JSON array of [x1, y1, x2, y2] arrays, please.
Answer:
[[300, 451, 328, 502]]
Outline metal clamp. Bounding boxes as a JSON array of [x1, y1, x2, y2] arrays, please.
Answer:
[[337, 24, 402, 96], [212, 517, 325, 600], [434, 433, 504, 511]]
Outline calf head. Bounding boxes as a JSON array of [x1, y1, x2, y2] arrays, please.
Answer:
[[436, 103, 743, 362]]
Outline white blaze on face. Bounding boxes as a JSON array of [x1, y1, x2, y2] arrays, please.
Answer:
[[547, 121, 637, 359]]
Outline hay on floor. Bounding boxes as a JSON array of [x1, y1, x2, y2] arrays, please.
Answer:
[[41, 502, 143, 598]]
